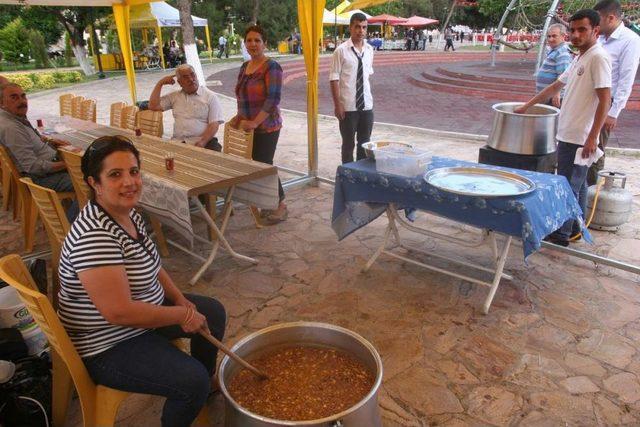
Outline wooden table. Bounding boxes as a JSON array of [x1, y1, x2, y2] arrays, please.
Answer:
[[55, 118, 279, 284]]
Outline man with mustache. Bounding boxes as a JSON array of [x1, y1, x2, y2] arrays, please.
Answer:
[[0, 83, 76, 202]]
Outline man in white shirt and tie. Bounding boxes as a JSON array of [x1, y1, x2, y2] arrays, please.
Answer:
[[329, 13, 375, 164], [589, 0, 640, 185]]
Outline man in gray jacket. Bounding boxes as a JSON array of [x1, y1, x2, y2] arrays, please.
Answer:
[[0, 83, 75, 198]]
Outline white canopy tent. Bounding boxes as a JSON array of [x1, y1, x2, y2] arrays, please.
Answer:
[[323, 8, 350, 26], [130, 1, 207, 28]]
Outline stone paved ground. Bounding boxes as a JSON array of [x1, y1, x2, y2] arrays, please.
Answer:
[[3, 57, 640, 426]]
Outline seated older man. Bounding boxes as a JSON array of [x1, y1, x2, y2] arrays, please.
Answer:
[[0, 83, 78, 219], [149, 64, 224, 151]]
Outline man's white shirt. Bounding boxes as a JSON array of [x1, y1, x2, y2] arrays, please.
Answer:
[[329, 38, 374, 112], [159, 85, 224, 145], [557, 43, 612, 146], [598, 22, 640, 119]]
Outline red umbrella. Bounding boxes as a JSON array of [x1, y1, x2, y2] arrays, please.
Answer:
[[398, 16, 439, 27], [367, 14, 407, 25]]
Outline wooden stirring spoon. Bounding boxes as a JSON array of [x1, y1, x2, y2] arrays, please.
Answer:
[[199, 330, 269, 380]]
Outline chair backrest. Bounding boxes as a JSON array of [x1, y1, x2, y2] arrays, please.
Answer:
[[58, 149, 90, 209], [0, 254, 97, 404], [109, 102, 126, 127], [0, 144, 27, 208], [79, 99, 97, 123], [59, 94, 74, 117], [136, 110, 163, 137], [120, 105, 139, 131], [70, 96, 85, 119], [20, 178, 70, 260], [223, 123, 254, 159]]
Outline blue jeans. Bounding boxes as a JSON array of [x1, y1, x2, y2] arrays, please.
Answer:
[[83, 294, 226, 427], [556, 141, 588, 239]]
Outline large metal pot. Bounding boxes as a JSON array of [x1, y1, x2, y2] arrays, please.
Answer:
[[487, 102, 559, 155], [219, 322, 383, 427]]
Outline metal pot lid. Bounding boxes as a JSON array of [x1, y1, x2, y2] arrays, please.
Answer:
[[424, 167, 536, 197]]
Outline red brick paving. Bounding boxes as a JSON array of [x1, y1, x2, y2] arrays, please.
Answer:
[[210, 51, 640, 149]]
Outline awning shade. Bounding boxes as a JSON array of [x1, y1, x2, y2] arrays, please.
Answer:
[[398, 16, 439, 27], [130, 1, 207, 29], [367, 13, 406, 25], [343, 0, 397, 12], [323, 8, 350, 25]]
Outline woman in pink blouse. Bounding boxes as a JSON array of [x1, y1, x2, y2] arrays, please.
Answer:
[[234, 25, 287, 224]]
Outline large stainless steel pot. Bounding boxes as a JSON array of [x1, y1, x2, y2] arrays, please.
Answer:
[[487, 102, 560, 155], [219, 322, 383, 427]]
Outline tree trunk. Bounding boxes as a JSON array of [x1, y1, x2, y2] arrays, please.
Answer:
[[70, 43, 95, 76], [177, 0, 206, 85], [251, 0, 261, 25], [436, 0, 457, 50]]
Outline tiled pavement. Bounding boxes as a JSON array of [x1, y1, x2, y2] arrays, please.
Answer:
[[4, 55, 640, 426]]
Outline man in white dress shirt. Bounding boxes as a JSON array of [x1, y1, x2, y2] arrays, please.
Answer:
[[515, 9, 611, 246], [330, 12, 375, 164], [149, 64, 224, 151], [589, 0, 640, 185]]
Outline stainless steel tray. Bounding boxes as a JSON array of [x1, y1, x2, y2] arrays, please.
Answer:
[[424, 167, 536, 197]]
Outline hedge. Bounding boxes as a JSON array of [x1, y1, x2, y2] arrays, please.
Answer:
[[5, 70, 83, 91]]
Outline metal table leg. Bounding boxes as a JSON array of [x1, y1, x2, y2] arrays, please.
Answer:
[[189, 186, 258, 285]]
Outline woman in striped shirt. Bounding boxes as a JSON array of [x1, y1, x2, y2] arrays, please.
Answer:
[[233, 25, 288, 224], [57, 136, 226, 427]]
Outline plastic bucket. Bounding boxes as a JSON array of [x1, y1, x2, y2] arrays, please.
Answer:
[[22, 324, 49, 355], [0, 287, 37, 331]]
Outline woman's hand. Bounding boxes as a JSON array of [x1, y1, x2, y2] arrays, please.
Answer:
[[180, 306, 210, 334], [239, 120, 258, 131], [174, 295, 196, 310]]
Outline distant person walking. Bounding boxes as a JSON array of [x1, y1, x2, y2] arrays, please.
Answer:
[[330, 13, 374, 164], [217, 34, 228, 59], [444, 28, 455, 51]]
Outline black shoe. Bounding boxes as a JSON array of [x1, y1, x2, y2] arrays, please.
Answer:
[[543, 234, 569, 247]]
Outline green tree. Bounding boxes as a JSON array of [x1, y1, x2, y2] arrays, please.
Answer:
[[0, 18, 31, 64], [28, 29, 50, 68]]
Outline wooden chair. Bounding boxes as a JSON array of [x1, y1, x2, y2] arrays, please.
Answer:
[[20, 178, 70, 309], [109, 102, 126, 128], [70, 96, 85, 120], [222, 123, 262, 228], [0, 254, 209, 427], [0, 145, 74, 252], [79, 99, 97, 123], [58, 149, 90, 209], [120, 105, 139, 131], [59, 94, 74, 117], [136, 110, 163, 137]]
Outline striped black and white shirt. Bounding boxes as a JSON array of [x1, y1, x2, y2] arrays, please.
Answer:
[[58, 201, 165, 358]]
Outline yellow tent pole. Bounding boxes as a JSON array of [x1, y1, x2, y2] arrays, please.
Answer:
[[205, 24, 213, 61], [156, 23, 166, 69], [113, 4, 137, 103], [298, 0, 325, 177], [142, 28, 149, 45]]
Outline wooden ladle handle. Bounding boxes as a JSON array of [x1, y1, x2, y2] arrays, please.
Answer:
[[199, 330, 268, 380]]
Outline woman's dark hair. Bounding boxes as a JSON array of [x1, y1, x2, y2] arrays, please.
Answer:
[[244, 25, 266, 42], [81, 135, 141, 199]]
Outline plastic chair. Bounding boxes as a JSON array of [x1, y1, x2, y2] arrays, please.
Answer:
[[79, 99, 97, 123], [59, 94, 74, 117], [58, 149, 90, 209], [20, 178, 70, 309], [70, 96, 85, 120], [136, 110, 163, 137], [120, 105, 139, 131], [109, 102, 126, 128], [0, 145, 74, 252], [0, 254, 209, 427], [223, 123, 262, 228]]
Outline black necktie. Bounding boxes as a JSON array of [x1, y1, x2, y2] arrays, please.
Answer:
[[352, 47, 365, 111]]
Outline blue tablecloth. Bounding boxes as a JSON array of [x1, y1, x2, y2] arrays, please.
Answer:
[[331, 156, 591, 259]]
